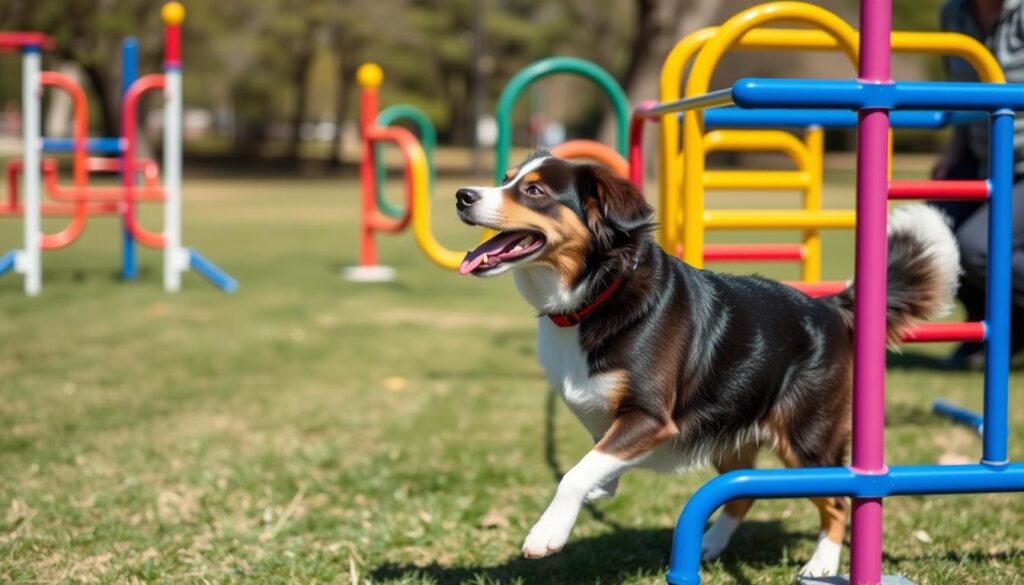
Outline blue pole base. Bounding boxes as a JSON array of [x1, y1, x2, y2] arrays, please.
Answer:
[[121, 226, 137, 281], [667, 463, 1024, 585], [187, 248, 238, 293], [0, 250, 16, 277], [932, 399, 984, 434]]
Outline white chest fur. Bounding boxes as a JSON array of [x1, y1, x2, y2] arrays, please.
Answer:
[[536, 318, 616, 441], [517, 267, 702, 471], [536, 319, 709, 473]]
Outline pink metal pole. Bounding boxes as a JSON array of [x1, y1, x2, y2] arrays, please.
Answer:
[[850, 0, 892, 583]]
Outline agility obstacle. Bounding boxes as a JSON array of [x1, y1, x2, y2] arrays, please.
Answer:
[[647, 10, 1005, 435], [654, 19, 1001, 292], [0, 3, 237, 296], [626, 2, 1024, 583], [345, 57, 631, 281]]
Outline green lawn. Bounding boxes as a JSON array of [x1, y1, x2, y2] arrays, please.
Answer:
[[1, 173, 1023, 584]]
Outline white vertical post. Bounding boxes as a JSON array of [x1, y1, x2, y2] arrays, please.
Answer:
[[21, 47, 42, 296], [163, 67, 182, 292]]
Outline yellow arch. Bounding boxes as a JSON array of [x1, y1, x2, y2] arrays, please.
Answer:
[[680, 3, 859, 268], [657, 1, 1004, 269]]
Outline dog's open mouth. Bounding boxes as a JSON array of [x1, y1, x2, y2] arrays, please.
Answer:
[[458, 230, 546, 275]]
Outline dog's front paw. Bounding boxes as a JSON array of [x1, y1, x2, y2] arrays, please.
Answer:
[[522, 520, 571, 558], [798, 535, 841, 577], [700, 529, 729, 561], [700, 513, 740, 561]]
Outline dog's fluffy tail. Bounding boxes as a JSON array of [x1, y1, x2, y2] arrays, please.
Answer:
[[833, 204, 960, 346]]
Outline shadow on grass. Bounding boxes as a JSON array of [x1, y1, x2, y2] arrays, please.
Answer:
[[370, 520, 812, 585], [884, 403, 946, 428], [885, 351, 949, 371], [368, 372, 829, 583], [886, 349, 1024, 372], [884, 548, 1024, 569]]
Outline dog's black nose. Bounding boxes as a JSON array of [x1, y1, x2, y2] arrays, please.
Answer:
[[456, 188, 480, 210]]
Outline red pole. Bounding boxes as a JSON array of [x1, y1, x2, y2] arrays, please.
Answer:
[[122, 74, 167, 248], [888, 179, 989, 200], [357, 64, 384, 268], [38, 71, 90, 249]]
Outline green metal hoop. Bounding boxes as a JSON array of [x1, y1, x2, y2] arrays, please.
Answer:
[[373, 104, 437, 219], [493, 56, 629, 184]]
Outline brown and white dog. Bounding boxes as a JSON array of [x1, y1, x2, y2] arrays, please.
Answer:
[[455, 152, 959, 577]]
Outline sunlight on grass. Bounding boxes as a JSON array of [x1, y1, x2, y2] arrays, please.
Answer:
[[1, 174, 1022, 584]]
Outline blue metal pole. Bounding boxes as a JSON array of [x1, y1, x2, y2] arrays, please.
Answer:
[[0, 250, 16, 277], [120, 37, 139, 281], [731, 78, 1024, 112], [932, 399, 984, 434], [187, 248, 238, 293], [983, 109, 1014, 466], [702, 108, 962, 130], [666, 463, 1024, 584], [42, 137, 124, 154]]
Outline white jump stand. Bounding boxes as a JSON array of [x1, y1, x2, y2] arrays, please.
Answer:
[[343, 265, 396, 282], [800, 576, 915, 585]]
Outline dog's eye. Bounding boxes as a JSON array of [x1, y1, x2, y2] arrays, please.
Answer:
[[525, 184, 544, 197]]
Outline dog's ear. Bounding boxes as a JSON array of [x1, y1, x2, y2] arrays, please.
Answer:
[[578, 163, 653, 248]]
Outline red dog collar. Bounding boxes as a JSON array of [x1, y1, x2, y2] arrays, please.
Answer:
[[547, 278, 624, 327]]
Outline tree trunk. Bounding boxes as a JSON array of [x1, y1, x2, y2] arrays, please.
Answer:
[[599, 0, 721, 159], [288, 49, 313, 162], [330, 51, 357, 169], [80, 64, 118, 139]]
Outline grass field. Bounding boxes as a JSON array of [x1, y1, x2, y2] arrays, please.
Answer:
[[2, 169, 1024, 584]]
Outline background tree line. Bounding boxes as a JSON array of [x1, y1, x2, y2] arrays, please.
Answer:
[[0, 0, 945, 167]]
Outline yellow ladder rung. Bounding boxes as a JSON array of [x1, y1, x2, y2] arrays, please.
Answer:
[[703, 209, 856, 229], [704, 170, 809, 190]]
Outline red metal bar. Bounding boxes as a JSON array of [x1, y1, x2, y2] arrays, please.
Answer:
[[628, 102, 657, 187], [550, 140, 629, 178], [87, 157, 161, 187], [0, 33, 54, 52], [786, 280, 849, 297], [364, 126, 416, 233], [44, 172, 164, 202], [359, 83, 381, 267], [901, 321, 985, 343], [888, 179, 989, 200], [6, 158, 62, 207], [356, 73, 416, 268], [703, 243, 804, 261], [165, 25, 181, 68], [7, 158, 164, 207], [122, 74, 167, 248], [0, 202, 118, 216], [39, 71, 91, 250]]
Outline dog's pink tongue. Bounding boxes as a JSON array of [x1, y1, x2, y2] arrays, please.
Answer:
[[459, 253, 485, 275], [458, 232, 523, 275]]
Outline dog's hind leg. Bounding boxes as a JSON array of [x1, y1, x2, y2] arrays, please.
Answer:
[[799, 496, 846, 577], [774, 433, 847, 577], [522, 412, 673, 558], [701, 444, 759, 561]]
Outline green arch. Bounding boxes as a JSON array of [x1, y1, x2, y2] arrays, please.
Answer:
[[373, 104, 437, 219], [493, 56, 629, 185]]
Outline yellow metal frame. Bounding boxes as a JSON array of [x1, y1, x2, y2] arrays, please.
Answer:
[[657, 1, 1004, 277]]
